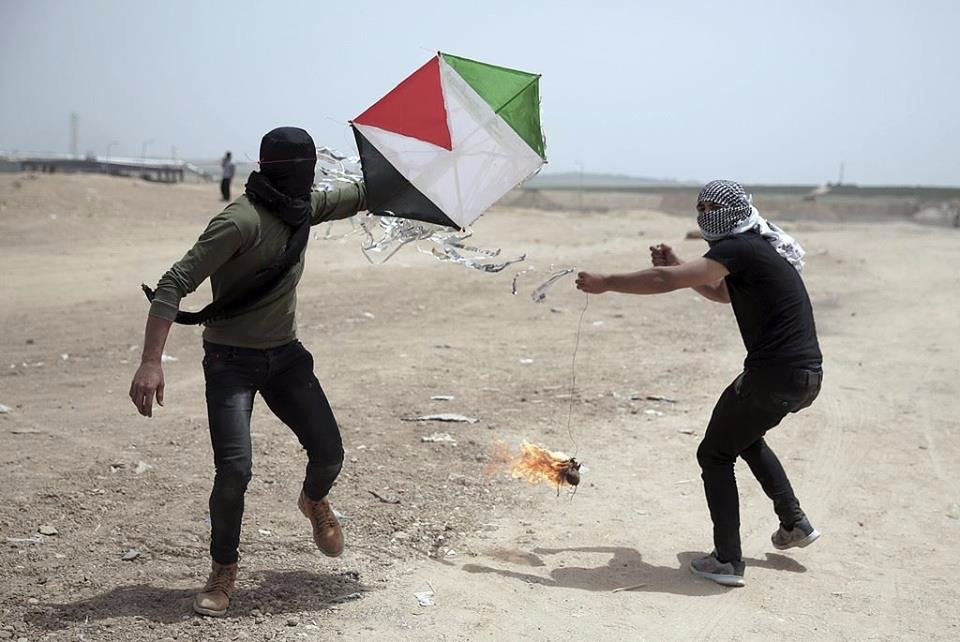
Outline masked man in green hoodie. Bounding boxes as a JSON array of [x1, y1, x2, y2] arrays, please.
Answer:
[[129, 127, 365, 616]]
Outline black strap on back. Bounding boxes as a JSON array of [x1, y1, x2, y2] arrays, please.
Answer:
[[142, 216, 310, 325]]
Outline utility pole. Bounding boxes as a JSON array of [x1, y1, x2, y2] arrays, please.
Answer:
[[838, 161, 845, 186], [70, 112, 79, 158]]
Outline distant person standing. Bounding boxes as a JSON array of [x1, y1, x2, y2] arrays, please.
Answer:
[[220, 151, 236, 201]]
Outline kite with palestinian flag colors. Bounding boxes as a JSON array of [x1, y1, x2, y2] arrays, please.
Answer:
[[351, 52, 546, 231]]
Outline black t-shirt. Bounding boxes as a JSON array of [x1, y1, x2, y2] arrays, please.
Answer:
[[704, 231, 822, 369]]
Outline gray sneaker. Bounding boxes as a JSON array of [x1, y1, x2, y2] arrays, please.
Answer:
[[771, 517, 821, 550], [690, 552, 745, 587]]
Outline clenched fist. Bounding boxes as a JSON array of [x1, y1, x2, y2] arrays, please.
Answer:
[[650, 243, 681, 267], [575, 271, 608, 294]]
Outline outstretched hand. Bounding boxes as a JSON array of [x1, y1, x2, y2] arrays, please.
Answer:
[[129, 361, 164, 417], [650, 243, 681, 267], [576, 271, 608, 294]]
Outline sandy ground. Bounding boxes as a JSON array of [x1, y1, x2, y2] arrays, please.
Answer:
[[1, 173, 958, 641]]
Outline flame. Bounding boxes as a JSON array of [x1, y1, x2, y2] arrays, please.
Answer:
[[508, 442, 577, 489]]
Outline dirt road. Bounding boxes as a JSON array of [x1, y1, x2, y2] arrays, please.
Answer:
[[1, 174, 958, 640]]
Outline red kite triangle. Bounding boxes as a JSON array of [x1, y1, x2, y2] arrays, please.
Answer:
[[353, 56, 452, 151]]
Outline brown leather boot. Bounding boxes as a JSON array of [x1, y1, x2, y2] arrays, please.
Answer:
[[193, 561, 238, 617], [298, 489, 344, 557]]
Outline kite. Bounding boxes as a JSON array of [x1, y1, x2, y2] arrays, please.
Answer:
[[351, 52, 546, 231]]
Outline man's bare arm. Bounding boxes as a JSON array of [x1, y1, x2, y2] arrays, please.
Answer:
[[650, 243, 730, 303], [576, 257, 729, 296], [693, 278, 730, 303], [129, 314, 173, 417]]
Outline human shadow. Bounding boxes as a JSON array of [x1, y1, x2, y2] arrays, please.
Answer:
[[462, 546, 805, 596], [24, 569, 363, 631]]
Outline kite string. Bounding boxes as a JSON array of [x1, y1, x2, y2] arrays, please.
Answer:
[[566, 292, 589, 458]]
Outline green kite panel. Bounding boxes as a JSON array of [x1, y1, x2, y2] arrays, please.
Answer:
[[441, 53, 544, 158], [498, 81, 545, 159]]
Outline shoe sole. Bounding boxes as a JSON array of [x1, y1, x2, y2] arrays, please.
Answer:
[[192, 602, 227, 617], [689, 565, 745, 587], [298, 496, 344, 558], [772, 528, 821, 551]]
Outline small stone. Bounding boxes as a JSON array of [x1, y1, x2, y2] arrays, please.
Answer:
[[121, 548, 141, 561], [0, 631, 11, 639], [0, 404, 11, 414], [286, 617, 299, 627], [37, 525, 58, 536], [134, 461, 152, 475], [27, 597, 39, 604], [411, 413, 478, 424], [420, 432, 456, 444]]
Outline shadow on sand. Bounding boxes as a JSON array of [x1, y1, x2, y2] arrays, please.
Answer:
[[24, 569, 363, 630], [462, 546, 805, 596]]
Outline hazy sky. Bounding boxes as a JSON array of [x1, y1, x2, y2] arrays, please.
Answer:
[[2, 0, 958, 185]]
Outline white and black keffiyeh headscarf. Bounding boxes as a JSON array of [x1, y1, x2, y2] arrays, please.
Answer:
[[697, 179, 806, 272]]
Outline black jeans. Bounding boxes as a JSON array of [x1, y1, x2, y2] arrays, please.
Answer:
[[696, 366, 822, 563], [220, 178, 231, 201], [202, 340, 343, 565]]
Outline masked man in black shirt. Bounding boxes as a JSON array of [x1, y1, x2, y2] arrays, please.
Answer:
[[576, 180, 822, 587]]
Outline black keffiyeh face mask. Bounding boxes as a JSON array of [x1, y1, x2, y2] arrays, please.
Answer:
[[245, 127, 317, 227], [256, 127, 318, 200], [696, 180, 754, 240]]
